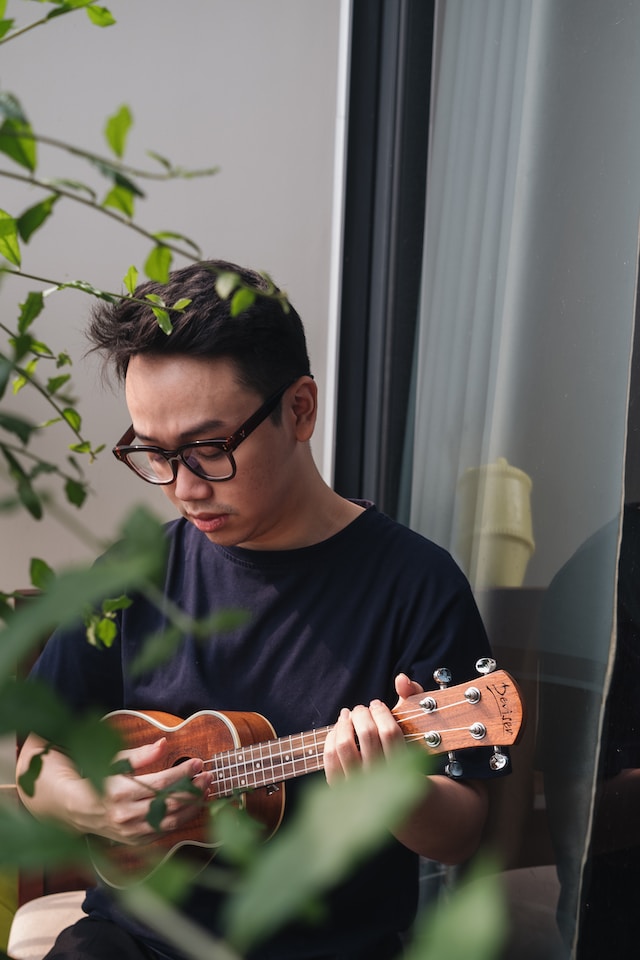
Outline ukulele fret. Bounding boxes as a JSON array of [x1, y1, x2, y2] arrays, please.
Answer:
[[206, 728, 330, 797]]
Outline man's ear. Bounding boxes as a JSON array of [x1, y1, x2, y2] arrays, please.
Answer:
[[289, 376, 317, 441]]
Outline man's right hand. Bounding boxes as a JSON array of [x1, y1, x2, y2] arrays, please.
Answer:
[[17, 732, 207, 846]]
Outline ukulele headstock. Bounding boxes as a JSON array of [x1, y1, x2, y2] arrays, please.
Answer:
[[396, 660, 525, 777]]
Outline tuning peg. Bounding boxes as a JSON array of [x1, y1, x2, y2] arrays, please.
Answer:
[[446, 752, 463, 778], [475, 657, 497, 675], [489, 746, 509, 771], [433, 667, 452, 688]]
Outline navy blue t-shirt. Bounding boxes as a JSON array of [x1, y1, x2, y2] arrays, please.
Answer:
[[31, 503, 499, 958]]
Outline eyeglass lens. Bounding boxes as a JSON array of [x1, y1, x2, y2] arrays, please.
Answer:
[[125, 443, 234, 482]]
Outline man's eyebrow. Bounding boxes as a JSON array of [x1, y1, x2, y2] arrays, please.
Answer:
[[135, 419, 230, 444]]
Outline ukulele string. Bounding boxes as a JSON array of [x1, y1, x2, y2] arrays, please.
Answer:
[[203, 728, 330, 788], [394, 697, 470, 727]]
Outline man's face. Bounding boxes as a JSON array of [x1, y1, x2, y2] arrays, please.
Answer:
[[124, 354, 305, 550]]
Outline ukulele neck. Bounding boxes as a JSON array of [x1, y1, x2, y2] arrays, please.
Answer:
[[205, 726, 332, 797]]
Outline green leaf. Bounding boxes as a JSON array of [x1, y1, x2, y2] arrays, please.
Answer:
[[0, 678, 69, 744], [62, 407, 82, 432], [153, 308, 172, 333], [145, 245, 172, 283], [18, 291, 45, 333], [404, 859, 507, 960], [147, 303, 173, 335], [66, 715, 123, 794], [101, 595, 132, 615], [0, 800, 90, 872], [30, 557, 55, 590], [0, 444, 42, 518], [89, 158, 144, 196], [95, 616, 118, 647], [17, 194, 58, 242], [0, 18, 14, 40], [17, 475, 43, 519], [215, 271, 240, 300], [0, 209, 21, 266], [222, 748, 429, 950], [130, 625, 182, 675], [64, 478, 87, 507], [171, 298, 191, 312], [56, 350, 73, 367], [0, 355, 11, 400], [0, 506, 167, 678], [123, 264, 138, 295], [46, 374, 71, 395], [85, 4, 116, 27], [193, 608, 250, 639], [104, 104, 132, 158], [0, 412, 35, 443], [0, 118, 36, 171], [146, 776, 201, 832], [230, 287, 256, 317], [0, 91, 28, 124], [102, 183, 135, 217], [148, 794, 168, 832]]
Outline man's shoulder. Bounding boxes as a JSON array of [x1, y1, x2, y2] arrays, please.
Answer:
[[357, 503, 459, 566]]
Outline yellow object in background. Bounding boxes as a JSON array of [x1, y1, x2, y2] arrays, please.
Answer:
[[455, 458, 535, 589]]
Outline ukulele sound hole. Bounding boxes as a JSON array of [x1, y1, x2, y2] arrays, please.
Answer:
[[172, 756, 193, 766]]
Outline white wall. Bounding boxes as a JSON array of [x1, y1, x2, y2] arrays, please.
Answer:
[[0, 0, 344, 589]]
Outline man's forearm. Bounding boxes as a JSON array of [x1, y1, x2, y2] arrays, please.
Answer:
[[394, 776, 488, 864], [16, 732, 102, 833]]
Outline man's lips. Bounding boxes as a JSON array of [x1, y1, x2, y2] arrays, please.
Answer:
[[188, 513, 229, 533]]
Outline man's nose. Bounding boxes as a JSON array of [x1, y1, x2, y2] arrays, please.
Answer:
[[172, 461, 211, 500]]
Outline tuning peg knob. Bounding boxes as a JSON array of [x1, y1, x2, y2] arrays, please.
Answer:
[[490, 747, 509, 771], [446, 754, 464, 778], [433, 667, 452, 688], [475, 657, 497, 675]]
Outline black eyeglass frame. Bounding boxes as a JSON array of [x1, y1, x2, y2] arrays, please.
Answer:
[[113, 379, 298, 484]]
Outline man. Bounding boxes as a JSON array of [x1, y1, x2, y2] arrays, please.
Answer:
[[17, 260, 502, 959]]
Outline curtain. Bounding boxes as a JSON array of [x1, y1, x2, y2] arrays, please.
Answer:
[[404, 0, 537, 558]]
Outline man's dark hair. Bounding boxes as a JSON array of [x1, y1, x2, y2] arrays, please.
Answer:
[[87, 259, 311, 399]]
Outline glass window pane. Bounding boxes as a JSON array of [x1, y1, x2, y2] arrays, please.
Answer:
[[399, 2, 640, 955]]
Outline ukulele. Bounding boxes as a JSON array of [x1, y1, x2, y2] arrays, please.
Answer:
[[87, 661, 524, 886]]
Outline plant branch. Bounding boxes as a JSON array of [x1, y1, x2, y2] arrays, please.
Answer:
[[0, 440, 86, 485], [0, 1, 99, 46], [0, 350, 85, 445], [0, 168, 200, 260]]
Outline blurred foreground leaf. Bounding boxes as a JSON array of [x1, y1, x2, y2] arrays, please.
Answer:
[[405, 859, 507, 960], [222, 746, 430, 951], [0, 506, 166, 677], [0, 799, 88, 873]]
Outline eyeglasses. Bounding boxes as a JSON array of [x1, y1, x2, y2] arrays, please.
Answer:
[[113, 380, 296, 484]]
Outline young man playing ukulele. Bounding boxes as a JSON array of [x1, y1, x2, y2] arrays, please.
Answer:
[[17, 260, 507, 960]]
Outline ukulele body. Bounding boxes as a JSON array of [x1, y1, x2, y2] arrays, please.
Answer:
[[87, 709, 284, 887]]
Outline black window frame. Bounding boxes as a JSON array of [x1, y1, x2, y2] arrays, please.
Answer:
[[334, 0, 435, 517]]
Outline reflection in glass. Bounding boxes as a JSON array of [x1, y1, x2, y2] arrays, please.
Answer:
[[397, 1, 640, 956]]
